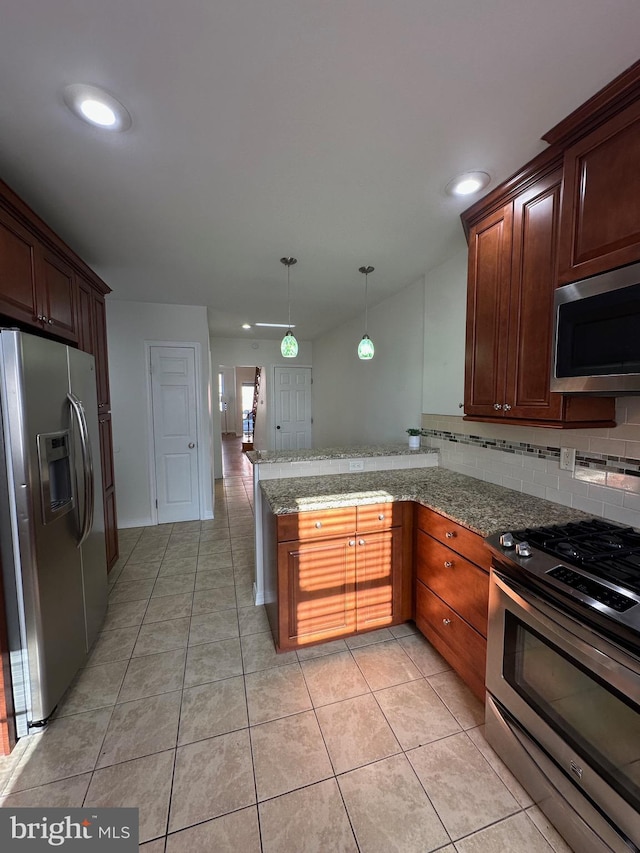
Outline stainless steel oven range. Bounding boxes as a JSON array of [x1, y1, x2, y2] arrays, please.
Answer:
[[485, 520, 640, 853]]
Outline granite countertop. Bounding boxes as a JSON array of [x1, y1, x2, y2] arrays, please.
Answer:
[[246, 444, 436, 464], [260, 467, 592, 537]]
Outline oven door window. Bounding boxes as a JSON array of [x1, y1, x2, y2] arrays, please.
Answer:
[[503, 612, 640, 811]]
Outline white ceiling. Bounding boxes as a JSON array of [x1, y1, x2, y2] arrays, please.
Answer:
[[1, 1, 639, 341]]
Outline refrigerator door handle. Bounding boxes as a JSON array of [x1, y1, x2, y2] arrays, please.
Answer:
[[67, 392, 94, 547]]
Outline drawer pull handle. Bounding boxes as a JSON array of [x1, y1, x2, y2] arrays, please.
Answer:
[[444, 560, 453, 568], [445, 531, 456, 539], [378, 514, 385, 521], [442, 618, 451, 626], [314, 521, 322, 529]]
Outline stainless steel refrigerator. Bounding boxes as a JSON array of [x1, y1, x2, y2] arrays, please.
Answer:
[[0, 329, 108, 736]]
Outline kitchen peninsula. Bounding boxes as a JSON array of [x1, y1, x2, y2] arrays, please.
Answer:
[[247, 445, 439, 605], [259, 464, 590, 699]]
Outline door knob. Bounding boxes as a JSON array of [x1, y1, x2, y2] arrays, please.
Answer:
[[188, 442, 195, 448], [276, 425, 281, 430]]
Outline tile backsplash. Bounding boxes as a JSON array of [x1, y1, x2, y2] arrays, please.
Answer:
[[422, 398, 640, 528]]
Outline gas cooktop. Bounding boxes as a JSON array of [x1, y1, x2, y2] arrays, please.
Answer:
[[486, 518, 640, 650], [510, 519, 640, 596]]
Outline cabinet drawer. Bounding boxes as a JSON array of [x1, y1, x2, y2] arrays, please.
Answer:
[[415, 531, 488, 636], [357, 502, 402, 531], [277, 507, 357, 543], [415, 580, 486, 702], [415, 505, 490, 572]]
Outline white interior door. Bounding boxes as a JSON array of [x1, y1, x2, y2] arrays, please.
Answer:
[[150, 346, 200, 523], [274, 366, 312, 450]]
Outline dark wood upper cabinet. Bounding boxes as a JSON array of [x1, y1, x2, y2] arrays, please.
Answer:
[[0, 207, 39, 325], [464, 203, 513, 419], [463, 167, 615, 428], [36, 247, 78, 342], [558, 98, 640, 284]]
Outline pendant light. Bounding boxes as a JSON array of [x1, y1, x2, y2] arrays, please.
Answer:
[[280, 257, 298, 358], [357, 265, 375, 360]]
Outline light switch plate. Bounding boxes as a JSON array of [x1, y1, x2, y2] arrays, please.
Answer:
[[349, 460, 364, 471]]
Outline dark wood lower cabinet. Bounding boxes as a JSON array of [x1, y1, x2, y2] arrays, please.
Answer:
[[415, 581, 487, 702], [414, 505, 490, 703]]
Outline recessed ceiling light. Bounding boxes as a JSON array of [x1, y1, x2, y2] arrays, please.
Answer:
[[445, 171, 491, 197], [63, 84, 132, 131], [254, 322, 296, 329], [242, 323, 251, 330]]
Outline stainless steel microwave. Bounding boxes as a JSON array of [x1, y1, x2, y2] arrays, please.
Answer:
[[551, 262, 640, 395]]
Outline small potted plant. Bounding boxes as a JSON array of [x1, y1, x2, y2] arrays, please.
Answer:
[[406, 428, 422, 450]]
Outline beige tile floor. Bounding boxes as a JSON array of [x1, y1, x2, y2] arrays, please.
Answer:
[[0, 464, 574, 852]]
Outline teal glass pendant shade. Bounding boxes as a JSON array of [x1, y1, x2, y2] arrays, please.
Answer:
[[358, 333, 374, 360], [281, 329, 299, 358]]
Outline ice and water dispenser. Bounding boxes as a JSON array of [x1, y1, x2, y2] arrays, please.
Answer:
[[36, 431, 74, 524]]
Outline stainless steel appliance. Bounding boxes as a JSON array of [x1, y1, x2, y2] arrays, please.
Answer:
[[485, 520, 640, 852], [551, 261, 640, 395], [0, 330, 107, 735]]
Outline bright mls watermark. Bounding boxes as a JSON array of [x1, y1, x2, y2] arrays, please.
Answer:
[[0, 809, 138, 850]]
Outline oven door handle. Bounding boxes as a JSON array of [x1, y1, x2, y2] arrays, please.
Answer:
[[492, 569, 551, 612]]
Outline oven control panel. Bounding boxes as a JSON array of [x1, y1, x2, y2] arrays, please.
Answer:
[[547, 566, 637, 612]]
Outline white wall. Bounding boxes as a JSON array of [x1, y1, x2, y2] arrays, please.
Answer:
[[209, 336, 313, 478], [312, 276, 425, 446], [422, 246, 468, 416], [106, 300, 213, 528]]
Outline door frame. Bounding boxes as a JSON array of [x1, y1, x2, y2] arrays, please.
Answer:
[[145, 340, 208, 525], [271, 363, 313, 449]]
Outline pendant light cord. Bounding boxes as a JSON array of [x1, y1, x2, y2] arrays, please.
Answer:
[[364, 271, 369, 334], [287, 264, 292, 329]]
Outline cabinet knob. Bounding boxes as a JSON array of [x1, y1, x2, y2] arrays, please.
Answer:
[[358, 539, 365, 546], [349, 540, 355, 547], [444, 560, 453, 568], [378, 513, 385, 521], [314, 521, 322, 529], [442, 618, 451, 626], [47, 318, 54, 325], [503, 403, 512, 411], [493, 403, 503, 410], [445, 531, 456, 539]]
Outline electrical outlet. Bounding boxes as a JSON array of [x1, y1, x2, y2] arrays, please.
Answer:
[[349, 460, 364, 472], [560, 447, 576, 472]]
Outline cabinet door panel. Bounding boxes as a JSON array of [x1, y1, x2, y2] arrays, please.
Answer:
[[355, 528, 403, 631], [77, 279, 95, 354], [0, 207, 38, 324], [38, 248, 78, 342], [415, 531, 488, 636], [98, 415, 115, 493], [278, 538, 356, 649], [559, 99, 640, 283], [415, 580, 486, 702], [93, 294, 111, 410], [356, 502, 401, 532], [415, 505, 490, 572], [277, 507, 356, 543], [104, 487, 119, 571], [506, 171, 563, 420], [464, 203, 513, 417]]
